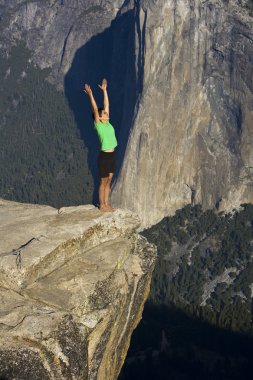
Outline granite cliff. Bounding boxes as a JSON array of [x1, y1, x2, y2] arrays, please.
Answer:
[[0, 199, 156, 379], [0, 0, 252, 226], [112, 0, 253, 226]]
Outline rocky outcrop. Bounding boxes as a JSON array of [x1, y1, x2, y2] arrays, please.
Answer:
[[0, 199, 156, 380]]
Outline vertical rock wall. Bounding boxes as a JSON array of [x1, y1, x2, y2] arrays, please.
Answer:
[[112, 0, 253, 227]]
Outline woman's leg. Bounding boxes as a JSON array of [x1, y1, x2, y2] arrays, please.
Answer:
[[104, 173, 115, 211], [99, 177, 109, 209]]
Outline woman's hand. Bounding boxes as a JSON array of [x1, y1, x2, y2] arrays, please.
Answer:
[[98, 78, 107, 91], [84, 84, 92, 95]]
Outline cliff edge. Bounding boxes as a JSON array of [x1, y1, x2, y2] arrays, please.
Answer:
[[0, 199, 156, 380]]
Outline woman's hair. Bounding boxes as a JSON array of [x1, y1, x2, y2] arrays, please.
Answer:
[[92, 107, 104, 120]]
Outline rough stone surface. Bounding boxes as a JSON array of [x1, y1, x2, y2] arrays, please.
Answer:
[[0, 0, 130, 88], [0, 199, 157, 380], [112, 0, 253, 226]]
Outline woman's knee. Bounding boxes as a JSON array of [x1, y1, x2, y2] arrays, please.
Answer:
[[106, 176, 113, 186], [108, 173, 114, 181]]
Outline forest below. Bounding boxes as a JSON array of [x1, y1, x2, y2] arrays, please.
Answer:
[[0, 44, 93, 208], [120, 204, 253, 380]]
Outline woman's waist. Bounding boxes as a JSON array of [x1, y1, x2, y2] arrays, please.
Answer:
[[99, 149, 116, 157]]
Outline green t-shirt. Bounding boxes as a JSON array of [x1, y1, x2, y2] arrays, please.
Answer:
[[94, 120, 118, 151]]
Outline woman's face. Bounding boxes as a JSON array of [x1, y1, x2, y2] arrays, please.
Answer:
[[99, 110, 109, 123]]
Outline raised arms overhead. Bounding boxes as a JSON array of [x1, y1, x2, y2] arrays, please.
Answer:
[[84, 84, 99, 124], [98, 78, 109, 117]]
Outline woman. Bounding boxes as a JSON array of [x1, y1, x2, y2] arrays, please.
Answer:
[[84, 79, 117, 212]]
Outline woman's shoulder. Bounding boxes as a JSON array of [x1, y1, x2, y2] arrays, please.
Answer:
[[94, 120, 102, 128], [107, 121, 114, 127]]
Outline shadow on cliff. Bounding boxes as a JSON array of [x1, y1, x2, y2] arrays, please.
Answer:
[[119, 301, 253, 380], [64, 5, 144, 205]]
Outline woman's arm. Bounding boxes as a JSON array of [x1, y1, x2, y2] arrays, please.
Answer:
[[98, 79, 109, 116], [84, 84, 99, 124]]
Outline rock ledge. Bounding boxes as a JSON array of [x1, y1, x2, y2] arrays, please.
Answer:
[[0, 199, 156, 380]]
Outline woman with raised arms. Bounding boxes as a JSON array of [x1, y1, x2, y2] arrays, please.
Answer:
[[84, 79, 117, 212]]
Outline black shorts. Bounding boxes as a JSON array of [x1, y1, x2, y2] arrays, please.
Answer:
[[97, 151, 116, 178]]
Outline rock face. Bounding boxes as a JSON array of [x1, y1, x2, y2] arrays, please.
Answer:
[[1, 0, 253, 228], [0, 0, 126, 87], [112, 0, 253, 226], [0, 199, 156, 380]]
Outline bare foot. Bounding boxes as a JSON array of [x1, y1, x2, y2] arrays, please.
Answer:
[[98, 205, 112, 212], [105, 205, 116, 212]]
